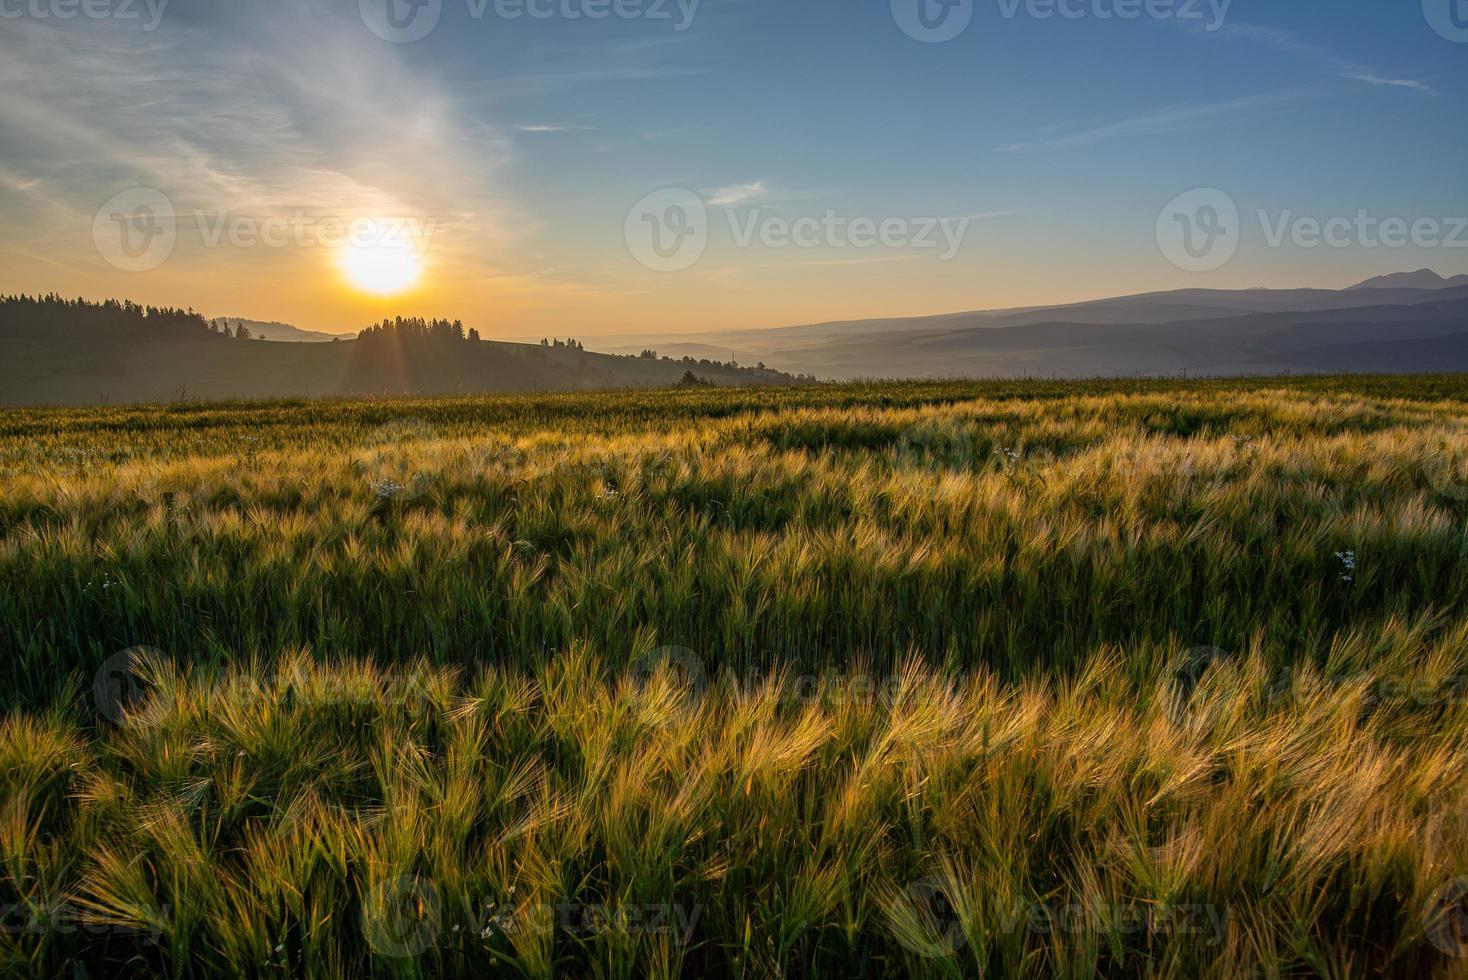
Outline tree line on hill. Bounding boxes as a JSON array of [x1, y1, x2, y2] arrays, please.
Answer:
[[1, 293, 215, 339], [1, 295, 270, 345], [0, 295, 813, 402]]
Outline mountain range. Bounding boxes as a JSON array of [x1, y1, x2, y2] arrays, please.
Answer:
[[596, 269, 1468, 380], [5, 271, 1467, 405]]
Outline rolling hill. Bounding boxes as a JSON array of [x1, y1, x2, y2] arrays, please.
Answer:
[[0, 297, 805, 407]]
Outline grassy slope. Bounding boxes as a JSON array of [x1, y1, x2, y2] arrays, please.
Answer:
[[1, 376, 1467, 977], [0, 332, 797, 406]]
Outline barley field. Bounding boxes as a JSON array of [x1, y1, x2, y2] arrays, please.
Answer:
[[2, 377, 1467, 978]]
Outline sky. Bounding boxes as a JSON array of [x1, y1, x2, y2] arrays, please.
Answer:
[[0, 0, 1465, 337]]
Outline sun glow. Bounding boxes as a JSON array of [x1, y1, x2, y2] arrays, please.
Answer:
[[338, 224, 424, 296]]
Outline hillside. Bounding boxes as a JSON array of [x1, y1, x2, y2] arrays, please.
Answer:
[[0, 296, 805, 406], [210, 317, 354, 343]]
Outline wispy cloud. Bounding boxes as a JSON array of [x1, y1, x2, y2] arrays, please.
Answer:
[[0, 5, 521, 277], [995, 87, 1314, 152], [997, 20, 1435, 154], [1192, 22, 1436, 96], [515, 124, 593, 133], [1342, 71, 1436, 94], [707, 181, 768, 207]]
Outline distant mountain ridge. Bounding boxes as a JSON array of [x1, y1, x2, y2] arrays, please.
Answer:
[[212, 318, 355, 343], [596, 273, 1468, 380], [1347, 269, 1468, 291]]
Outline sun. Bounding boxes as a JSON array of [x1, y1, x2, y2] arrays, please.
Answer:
[[338, 229, 423, 296]]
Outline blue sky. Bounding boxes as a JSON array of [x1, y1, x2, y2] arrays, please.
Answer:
[[0, 0, 1464, 334]]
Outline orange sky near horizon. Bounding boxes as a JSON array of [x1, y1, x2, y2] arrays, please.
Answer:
[[0, 226, 1412, 342]]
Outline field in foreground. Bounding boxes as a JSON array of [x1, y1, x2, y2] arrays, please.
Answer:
[[2, 377, 1467, 978]]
